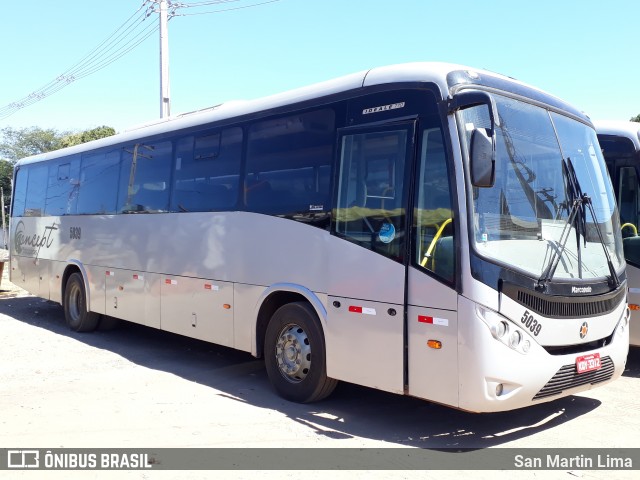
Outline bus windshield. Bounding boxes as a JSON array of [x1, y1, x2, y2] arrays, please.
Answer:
[[461, 94, 625, 281]]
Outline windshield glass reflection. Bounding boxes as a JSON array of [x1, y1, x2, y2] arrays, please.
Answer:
[[460, 94, 624, 281]]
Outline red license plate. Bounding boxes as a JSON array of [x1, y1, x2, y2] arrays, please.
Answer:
[[576, 353, 601, 374]]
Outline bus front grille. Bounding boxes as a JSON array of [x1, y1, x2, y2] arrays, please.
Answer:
[[512, 286, 626, 319], [532, 355, 615, 401]]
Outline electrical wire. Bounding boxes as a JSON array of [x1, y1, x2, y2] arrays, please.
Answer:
[[174, 1, 244, 7], [0, 1, 156, 121], [173, 0, 280, 16], [0, 0, 282, 121]]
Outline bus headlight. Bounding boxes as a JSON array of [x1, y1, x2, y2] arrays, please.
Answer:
[[476, 305, 530, 355], [617, 306, 631, 336], [492, 321, 508, 338], [510, 330, 522, 348]]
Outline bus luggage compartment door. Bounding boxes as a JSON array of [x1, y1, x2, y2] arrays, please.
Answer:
[[160, 276, 234, 347], [105, 268, 161, 328]]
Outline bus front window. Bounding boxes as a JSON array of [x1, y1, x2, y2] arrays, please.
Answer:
[[459, 94, 625, 282]]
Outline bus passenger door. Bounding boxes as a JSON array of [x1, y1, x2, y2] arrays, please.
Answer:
[[406, 126, 459, 406], [326, 122, 415, 394]]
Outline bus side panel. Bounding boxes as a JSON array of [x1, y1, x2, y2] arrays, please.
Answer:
[[406, 268, 459, 407], [10, 255, 29, 291], [234, 283, 264, 354], [45, 259, 69, 305], [407, 304, 458, 404], [12, 256, 48, 298], [105, 268, 161, 329], [160, 275, 234, 347], [86, 264, 107, 315], [325, 234, 406, 394], [625, 264, 640, 346], [326, 296, 404, 394], [37, 259, 50, 299]]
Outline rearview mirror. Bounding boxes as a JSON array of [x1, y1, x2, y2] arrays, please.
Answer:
[[470, 127, 495, 188], [448, 90, 497, 188]]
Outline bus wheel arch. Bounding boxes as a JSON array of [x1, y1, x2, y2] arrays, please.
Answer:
[[256, 290, 301, 358], [61, 264, 81, 304]]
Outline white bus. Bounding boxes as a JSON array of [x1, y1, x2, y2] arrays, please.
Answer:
[[596, 120, 640, 346], [10, 63, 630, 412]]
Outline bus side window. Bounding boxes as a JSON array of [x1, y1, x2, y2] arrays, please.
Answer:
[[77, 150, 120, 215], [171, 127, 242, 212], [414, 127, 455, 283], [45, 156, 80, 216], [118, 142, 172, 213], [245, 109, 335, 219], [24, 164, 48, 217], [11, 167, 28, 217], [335, 127, 409, 262]]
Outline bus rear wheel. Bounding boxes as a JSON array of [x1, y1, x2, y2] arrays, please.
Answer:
[[264, 301, 337, 403], [64, 272, 100, 332]]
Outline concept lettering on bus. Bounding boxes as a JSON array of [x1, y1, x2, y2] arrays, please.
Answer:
[[596, 120, 640, 347], [10, 63, 630, 412]]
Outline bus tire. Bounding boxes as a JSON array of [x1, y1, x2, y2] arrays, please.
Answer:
[[64, 272, 100, 332], [264, 301, 338, 403]]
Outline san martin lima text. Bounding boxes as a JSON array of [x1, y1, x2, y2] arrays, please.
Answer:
[[514, 454, 632, 469]]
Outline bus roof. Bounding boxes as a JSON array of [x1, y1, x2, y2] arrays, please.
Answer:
[[15, 61, 578, 167], [594, 120, 640, 151]]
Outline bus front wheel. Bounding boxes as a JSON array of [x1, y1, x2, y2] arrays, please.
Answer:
[[264, 302, 337, 403], [64, 272, 100, 332]]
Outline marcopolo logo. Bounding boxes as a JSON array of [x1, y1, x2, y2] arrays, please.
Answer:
[[572, 286, 592, 294], [580, 321, 589, 339], [13, 221, 58, 257]]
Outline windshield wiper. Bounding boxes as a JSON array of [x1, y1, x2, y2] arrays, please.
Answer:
[[566, 158, 620, 289], [537, 192, 587, 290], [537, 158, 620, 291]]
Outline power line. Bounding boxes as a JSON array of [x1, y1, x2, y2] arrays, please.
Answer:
[[0, 1, 156, 121], [175, 1, 246, 7], [0, 0, 282, 121], [174, 0, 281, 17]]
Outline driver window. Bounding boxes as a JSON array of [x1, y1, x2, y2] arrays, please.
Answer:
[[334, 128, 409, 262], [618, 166, 640, 266], [415, 128, 455, 283]]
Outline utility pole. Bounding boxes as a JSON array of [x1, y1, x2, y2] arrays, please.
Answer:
[[159, 0, 170, 118]]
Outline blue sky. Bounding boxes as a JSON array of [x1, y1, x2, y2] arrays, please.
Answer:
[[1, 0, 638, 133]]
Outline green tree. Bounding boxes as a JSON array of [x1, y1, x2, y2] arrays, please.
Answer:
[[60, 125, 116, 148], [0, 126, 62, 162], [631, 114, 640, 122], [0, 125, 116, 163], [0, 159, 12, 224], [0, 160, 12, 193]]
